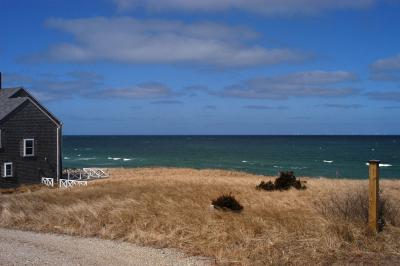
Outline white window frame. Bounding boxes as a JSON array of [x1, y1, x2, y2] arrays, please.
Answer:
[[23, 138, 35, 157], [3, 162, 13, 177]]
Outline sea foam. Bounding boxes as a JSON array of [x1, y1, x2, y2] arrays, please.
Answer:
[[77, 157, 96, 161], [365, 162, 392, 167]]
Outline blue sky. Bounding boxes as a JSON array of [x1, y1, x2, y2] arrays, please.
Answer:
[[1, 0, 400, 135]]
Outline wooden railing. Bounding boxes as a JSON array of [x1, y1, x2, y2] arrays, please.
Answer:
[[41, 177, 54, 187], [63, 168, 110, 180], [83, 168, 110, 179], [59, 179, 88, 188]]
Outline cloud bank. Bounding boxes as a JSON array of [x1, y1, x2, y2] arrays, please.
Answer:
[[40, 17, 305, 67], [217, 70, 359, 99], [113, 0, 375, 16], [370, 53, 400, 81], [3, 72, 176, 101], [3, 72, 103, 101], [95, 83, 177, 99]]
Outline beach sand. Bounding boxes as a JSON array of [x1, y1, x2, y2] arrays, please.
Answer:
[[1, 167, 399, 265]]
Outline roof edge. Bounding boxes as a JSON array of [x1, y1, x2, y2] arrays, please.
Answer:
[[20, 88, 62, 127]]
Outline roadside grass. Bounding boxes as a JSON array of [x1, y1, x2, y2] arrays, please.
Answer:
[[0, 168, 399, 265]]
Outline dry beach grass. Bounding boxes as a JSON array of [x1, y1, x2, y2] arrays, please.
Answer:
[[1, 168, 400, 265]]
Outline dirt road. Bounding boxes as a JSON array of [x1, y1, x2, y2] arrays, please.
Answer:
[[0, 228, 211, 266]]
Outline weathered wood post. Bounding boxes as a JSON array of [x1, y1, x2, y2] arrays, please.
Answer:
[[368, 160, 380, 233]]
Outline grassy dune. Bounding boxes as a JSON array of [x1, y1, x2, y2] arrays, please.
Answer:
[[1, 168, 400, 265]]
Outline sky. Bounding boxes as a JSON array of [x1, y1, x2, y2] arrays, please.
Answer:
[[1, 0, 400, 135]]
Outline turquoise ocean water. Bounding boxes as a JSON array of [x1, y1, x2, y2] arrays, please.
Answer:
[[63, 136, 400, 179]]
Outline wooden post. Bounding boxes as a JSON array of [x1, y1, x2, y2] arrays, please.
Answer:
[[368, 160, 380, 233]]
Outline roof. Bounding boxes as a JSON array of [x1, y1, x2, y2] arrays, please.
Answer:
[[0, 87, 61, 125], [0, 88, 28, 121]]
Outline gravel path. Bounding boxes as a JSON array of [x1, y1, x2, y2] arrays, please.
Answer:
[[0, 228, 212, 266]]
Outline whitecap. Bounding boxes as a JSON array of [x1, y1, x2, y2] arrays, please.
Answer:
[[365, 163, 392, 167], [77, 157, 96, 161], [64, 157, 70, 160], [107, 157, 113, 160], [123, 158, 132, 161], [113, 158, 121, 161], [77, 154, 81, 157], [323, 160, 333, 163], [242, 160, 247, 163], [291, 166, 307, 170]]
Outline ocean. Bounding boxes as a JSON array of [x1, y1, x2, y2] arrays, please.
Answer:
[[63, 135, 400, 179]]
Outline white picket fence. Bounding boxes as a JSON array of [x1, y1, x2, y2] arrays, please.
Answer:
[[59, 179, 88, 188], [41, 177, 54, 187]]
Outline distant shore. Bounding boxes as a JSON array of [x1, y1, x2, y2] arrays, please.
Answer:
[[1, 167, 400, 265]]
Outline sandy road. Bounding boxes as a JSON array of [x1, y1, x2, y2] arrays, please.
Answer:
[[0, 228, 212, 266]]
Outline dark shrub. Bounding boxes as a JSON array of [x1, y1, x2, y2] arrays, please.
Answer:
[[316, 188, 400, 231], [275, 171, 297, 190], [256, 171, 306, 191], [256, 181, 275, 191], [212, 194, 243, 212]]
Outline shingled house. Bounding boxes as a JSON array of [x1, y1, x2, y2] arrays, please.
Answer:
[[0, 74, 62, 188]]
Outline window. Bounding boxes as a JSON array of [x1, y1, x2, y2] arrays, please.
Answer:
[[3, 162, 13, 177], [23, 139, 35, 157]]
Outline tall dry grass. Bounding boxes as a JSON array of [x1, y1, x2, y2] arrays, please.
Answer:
[[0, 168, 400, 265]]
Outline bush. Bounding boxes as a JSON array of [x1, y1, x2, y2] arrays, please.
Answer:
[[317, 188, 400, 230], [256, 181, 275, 191], [212, 194, 243, 212], [256, 171, 306, 191]]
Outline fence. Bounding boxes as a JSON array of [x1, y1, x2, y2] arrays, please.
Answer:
[[63, 168, 110, 180], [83, 168, 110, 179], [59, 179, 88, 188], [41, 177, 54, 187]]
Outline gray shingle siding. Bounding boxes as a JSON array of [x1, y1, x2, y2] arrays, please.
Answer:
[[0, 88, 62, 187]]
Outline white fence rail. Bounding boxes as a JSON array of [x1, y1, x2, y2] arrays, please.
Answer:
[[59, 179, 88, 188], [64, 168, 110, 180], [83, 168, 110, 179], [41, 177, 54, 187], [66, 169, 85, 180]]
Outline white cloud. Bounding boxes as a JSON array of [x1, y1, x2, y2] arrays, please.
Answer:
[[42, 17, 305, 67], [3, 72, 177, 101], [113, 0, 375, 15], [96, 83, 177, 99], [370, 53, 400, 81], [3, 72, 103, 101], [217, 70, 359, 99], [372, 54, 400, 70]]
